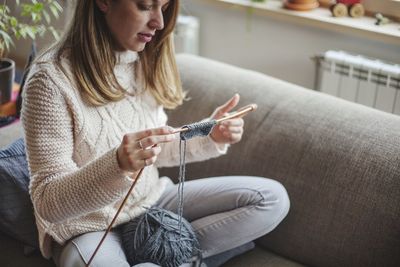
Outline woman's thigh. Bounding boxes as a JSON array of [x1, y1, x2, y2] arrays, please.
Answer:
[[54, 231, 132, 267], [53, 230, 197, 267], [156, 176, 290, 257]]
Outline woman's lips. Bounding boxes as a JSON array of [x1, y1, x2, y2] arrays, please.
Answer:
[[137, 33, 153, 43]]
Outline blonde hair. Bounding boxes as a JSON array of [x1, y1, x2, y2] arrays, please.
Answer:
[[56, 0, 183, 109]]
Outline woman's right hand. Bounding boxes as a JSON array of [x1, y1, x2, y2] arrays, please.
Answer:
[[117, 126, 176, 173]]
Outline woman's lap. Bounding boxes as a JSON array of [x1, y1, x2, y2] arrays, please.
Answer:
[[53, 176, 290, 267], [157, 176, 290, 257]]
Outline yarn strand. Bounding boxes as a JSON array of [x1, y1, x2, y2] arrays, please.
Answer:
[[178, 137, 186, 234]]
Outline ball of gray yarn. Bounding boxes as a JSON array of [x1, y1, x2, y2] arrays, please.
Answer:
[[121, 207, 201, 267]]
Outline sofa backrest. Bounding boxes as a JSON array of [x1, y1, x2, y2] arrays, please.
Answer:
[[161, 54, 400, 267]]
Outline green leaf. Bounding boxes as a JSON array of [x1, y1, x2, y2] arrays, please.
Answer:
[[52, 1, 63, 12], [31, 12, 38, 22], [0, 5, 11, 14], [33, 3, 44, 13], [10, 17, 17, 27], [43, 10, 50, 24], [26, 27, 36, 39], [21, 4, 32, 17], [48, 26, 60, 40], [49, 4, 60, 19], [0, 29, 14, 50]]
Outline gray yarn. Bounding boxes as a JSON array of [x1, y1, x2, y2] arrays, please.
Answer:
[[121, 207, 200, 267], [121, 120, 216, 267]]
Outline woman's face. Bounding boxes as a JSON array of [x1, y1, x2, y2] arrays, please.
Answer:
[[97, 0, 171, 51]]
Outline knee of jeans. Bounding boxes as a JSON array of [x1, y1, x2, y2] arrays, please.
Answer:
[[258, 180, 290, 221], [58, 241, 87, 267]]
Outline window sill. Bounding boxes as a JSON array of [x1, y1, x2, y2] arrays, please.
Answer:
[[211, 0, 400, 45]]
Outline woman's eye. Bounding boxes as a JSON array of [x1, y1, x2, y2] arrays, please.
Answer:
[[138, 3, 153, 11]]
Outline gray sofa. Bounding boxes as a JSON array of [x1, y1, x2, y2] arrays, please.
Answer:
[[1, 54, 399, 267]]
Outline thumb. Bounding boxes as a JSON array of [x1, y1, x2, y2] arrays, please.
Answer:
[[212, 94, 240, 119]]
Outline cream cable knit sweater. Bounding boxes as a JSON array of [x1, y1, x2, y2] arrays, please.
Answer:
[[21, 50, 227, 259]]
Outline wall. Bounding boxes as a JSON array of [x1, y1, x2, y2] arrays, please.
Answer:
[[180, 0, 400, 89], [9, 0, 400, 90]]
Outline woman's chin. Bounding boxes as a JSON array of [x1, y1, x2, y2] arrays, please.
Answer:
[[127, 43, 146, 52]]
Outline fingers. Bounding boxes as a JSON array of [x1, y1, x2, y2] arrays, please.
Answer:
[[130, 145, 162, 169], [138, 133, 176, 149], [220, 118, 244, 127], [219, 118, 244, 132], [122, 126, 175, 147], [213, 94, 240, 119], [217, 118, 244, 144], [133, 126, 175, 144], [117, 126, 176, 172]]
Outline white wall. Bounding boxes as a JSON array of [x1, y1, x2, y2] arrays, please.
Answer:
[[180, 0, 400, 89]]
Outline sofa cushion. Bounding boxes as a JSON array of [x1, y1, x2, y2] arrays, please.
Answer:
[[223, 245, 306, 267], [0, 233, 54, 267], [165, 54, 400, 267], [0, 138, 38, 248]]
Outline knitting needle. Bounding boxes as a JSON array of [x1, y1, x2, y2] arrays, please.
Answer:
[[173, 103, 257, 134], [86, 168, 144, 267]]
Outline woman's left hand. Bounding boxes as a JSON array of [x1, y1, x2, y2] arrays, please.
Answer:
[[209, 94, 244, 144]]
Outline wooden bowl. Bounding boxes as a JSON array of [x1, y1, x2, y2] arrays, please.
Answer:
[[284, 0, 319, 11]]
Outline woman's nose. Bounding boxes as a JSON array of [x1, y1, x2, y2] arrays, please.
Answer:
[[149, 9, 164, 30]]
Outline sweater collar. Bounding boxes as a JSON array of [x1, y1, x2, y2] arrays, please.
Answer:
[[115, 50, 138, 64]]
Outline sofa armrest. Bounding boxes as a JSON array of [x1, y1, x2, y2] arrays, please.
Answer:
[[160, 54, 400, 267]]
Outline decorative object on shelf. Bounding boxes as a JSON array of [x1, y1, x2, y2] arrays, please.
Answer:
[[0, 0, 62, 104], [284, 0, 319, 11], [330, 0, 364, 18], [375, 13, 390, 26], [318, 0, 335, 8]]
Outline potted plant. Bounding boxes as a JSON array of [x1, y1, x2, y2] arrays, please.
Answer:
[[0, 0, 62, 104]]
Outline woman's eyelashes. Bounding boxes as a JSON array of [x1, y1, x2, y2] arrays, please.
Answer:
[[137, 1, 169, 12], [137, 3, 153, 11]]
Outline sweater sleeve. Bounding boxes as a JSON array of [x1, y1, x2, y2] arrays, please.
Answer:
[[21, 69, 132, 224]]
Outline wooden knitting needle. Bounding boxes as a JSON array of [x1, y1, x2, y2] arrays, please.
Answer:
[[173, 103, 258, 134], [86, 168, 145, 267]]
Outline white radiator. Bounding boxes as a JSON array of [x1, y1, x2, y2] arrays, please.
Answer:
[[174, 15, 200, 55], [315, 50, 400, 115]]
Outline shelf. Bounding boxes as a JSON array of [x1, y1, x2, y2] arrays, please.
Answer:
[[211, 0, 400, 45]]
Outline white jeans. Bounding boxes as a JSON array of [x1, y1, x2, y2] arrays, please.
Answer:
[[53, 176, 290, 267]]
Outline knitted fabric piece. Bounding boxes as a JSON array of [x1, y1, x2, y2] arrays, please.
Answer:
[[180, 120, 217, 141]]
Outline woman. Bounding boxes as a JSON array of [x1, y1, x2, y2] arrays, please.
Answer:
[[21, 0, 290, 266]]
